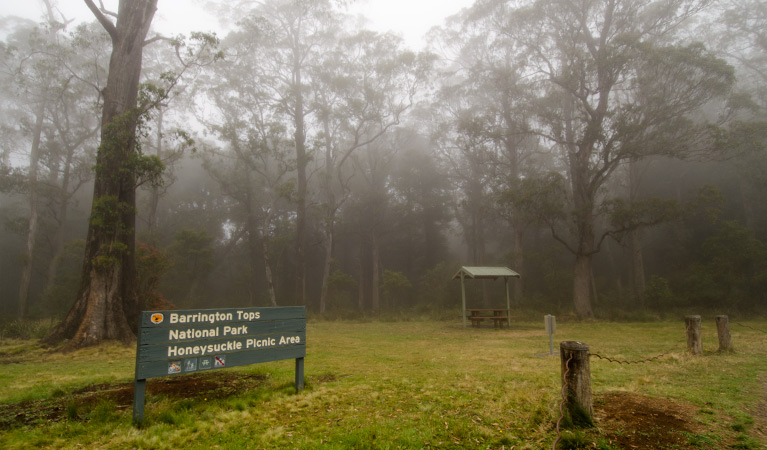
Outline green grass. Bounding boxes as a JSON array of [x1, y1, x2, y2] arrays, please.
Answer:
[[1, 319, 765, 449]]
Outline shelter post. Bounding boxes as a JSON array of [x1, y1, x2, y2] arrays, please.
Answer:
[[461, 273, 467, 327], [505, 278, 511, 327]]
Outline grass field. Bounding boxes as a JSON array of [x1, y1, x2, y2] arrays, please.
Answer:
[[1, 318, 766, 449]]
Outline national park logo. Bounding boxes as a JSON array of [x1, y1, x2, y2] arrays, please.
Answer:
[[150, 313, 164, 324]]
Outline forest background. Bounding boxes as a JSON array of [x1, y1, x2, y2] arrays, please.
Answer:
[[1, 0, 766, 327]]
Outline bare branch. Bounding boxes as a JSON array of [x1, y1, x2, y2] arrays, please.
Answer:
[[83, 0, 117, 40], [98, 0, 118, 18], [144, 34, 172, 47]]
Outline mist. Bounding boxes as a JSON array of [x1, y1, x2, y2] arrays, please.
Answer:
[[1, 0, 766, 323]]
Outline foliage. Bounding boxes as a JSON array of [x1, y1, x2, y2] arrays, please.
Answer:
[[40, 239, 86, 318], [0, 318, 57, 340], [643, 277, 675, 308], [682, 221, 767, 307], [381, 269, 412, 309], [417, 262, 460, 311], [325, 269, 357, 310], [136, 242, 174, 311], [162, 228, 215, 307]]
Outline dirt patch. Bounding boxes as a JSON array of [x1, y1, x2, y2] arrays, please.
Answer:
[[0, 371, 268, 430], [0, 371, 345, 430], [594, 392, 705, 449], [749, 378, 767, 442]]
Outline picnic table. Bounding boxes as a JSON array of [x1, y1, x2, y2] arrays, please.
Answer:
[[467, 308, 511, 328]]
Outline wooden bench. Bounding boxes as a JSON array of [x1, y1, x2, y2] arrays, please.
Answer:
[[467, 309, 512, 328]]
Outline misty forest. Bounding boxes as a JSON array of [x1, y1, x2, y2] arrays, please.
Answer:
[[1, 0, 766, 347]]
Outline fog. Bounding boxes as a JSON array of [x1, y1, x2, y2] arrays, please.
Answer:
[[1, 0, 766, 323]]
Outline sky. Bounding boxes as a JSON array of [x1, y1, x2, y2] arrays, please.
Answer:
[[1, 0, 474, 49]]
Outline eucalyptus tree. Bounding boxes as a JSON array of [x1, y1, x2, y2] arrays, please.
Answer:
[[711, 0, 767, 105], [201, 15, 298, 307], [430, 2, 539, 304], [387, 130, 451, 286], [706, 0, 767, 237], [219, 0, 340, 306], [312, 30, 433, 313], [0, 11, 68, 318], [42, 22, 109, 295], [137, 33, 218, 239], [43, 0, 170, 348], [432, 103, 497, 268], [506, 0, 733, 317], [0, 7, 107, 318]]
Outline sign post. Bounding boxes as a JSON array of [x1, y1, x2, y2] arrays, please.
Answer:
[[545, 314, 556, 355], [133, 306, 306, 424]]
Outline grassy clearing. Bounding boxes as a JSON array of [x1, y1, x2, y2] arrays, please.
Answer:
[[1, 319, 766, 449]]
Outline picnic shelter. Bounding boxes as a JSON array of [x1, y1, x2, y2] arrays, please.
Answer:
[[452, 266, 521, 327]]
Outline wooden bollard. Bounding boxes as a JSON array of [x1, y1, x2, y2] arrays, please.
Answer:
[[560, 341, 593, 427], [685, 315, 702, 355], [716, 315, 733, 352]]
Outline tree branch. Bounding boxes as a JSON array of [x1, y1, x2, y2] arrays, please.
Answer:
[[144, 34, 172, 47], [83, 0, 117, 41]]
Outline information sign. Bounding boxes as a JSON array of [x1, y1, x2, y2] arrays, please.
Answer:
[[133, 306, 306, 424]]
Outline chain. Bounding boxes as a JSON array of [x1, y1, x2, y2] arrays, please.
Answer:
[[590, 320, 694, 364], [735, 322, 767, 334], [588, 350, 674, 365], [554, 320, 698, 447], [552, 352, 573, 450]]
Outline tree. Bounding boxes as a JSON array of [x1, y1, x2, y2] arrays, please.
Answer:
[[44, 0, 160, 348], [431, 5, 538, 304], [508, 0, 733, 317], [707, 0, 767, 237], [0, 8, 106, 319], [234, 0, 339, 307], [42, 21, 107, 305], [200, 13, 300, 307], [313, 30, 431, 313]]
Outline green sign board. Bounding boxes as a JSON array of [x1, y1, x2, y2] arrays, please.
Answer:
[[133, 306, 306, 424]]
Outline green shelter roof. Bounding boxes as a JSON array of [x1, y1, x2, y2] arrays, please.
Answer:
[[452, 266, 521, 280]]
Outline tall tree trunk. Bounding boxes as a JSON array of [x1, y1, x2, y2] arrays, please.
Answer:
[[146, 108, 163, 236], [46, 141, 73, 289], [628, 229, 646, 306], [261, 215, 278, 307], [573, 253, 594, 318], [18, 100, 46, 318], [570, 150, 595, 318], [738, 175, 756, 234], [44, 0, 158, 348], [318, 116, 336, 314], [628, 158, 646, 306], [357, 244, 365, 313], [319, 220, 334, 313], [501, 88, 524, 306], [511, 226, 524, 305], [245, 172, 262, 306], [293, 33, 308, 308], [371, 230, 380, 314]]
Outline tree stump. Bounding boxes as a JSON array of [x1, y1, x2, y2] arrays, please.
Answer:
[[716, 315, 733, 352], [685, 315, 702, 355], [560, 341, 593, 427]]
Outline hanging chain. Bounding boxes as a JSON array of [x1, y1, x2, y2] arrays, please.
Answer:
[[590, 320, 693, 364], [735, 322, 767, 334], [588, 350, 674, 364]]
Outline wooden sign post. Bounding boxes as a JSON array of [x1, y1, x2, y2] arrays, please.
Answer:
[[133, 306, 306, 424]]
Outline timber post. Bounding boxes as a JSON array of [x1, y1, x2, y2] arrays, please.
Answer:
[[685, 315, 703, 355], [715, 315, 733, 353], [559, 341, 594, 427]]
